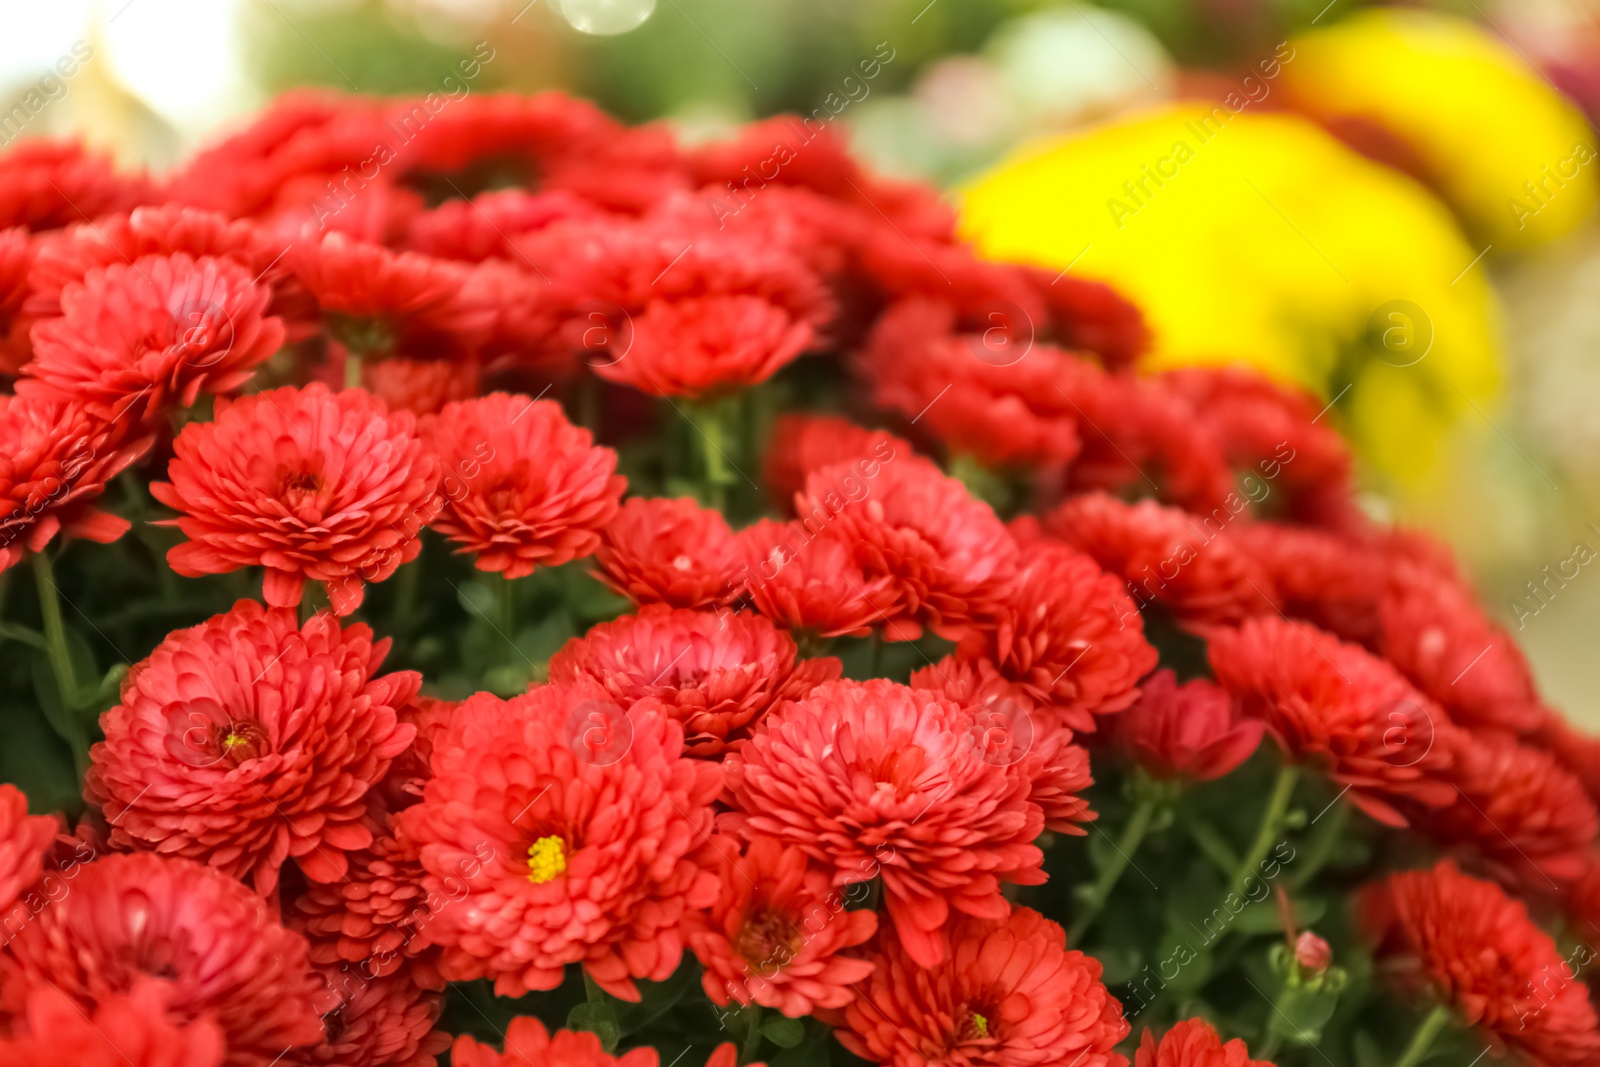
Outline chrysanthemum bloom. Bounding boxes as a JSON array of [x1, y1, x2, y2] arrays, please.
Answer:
[[549, 606, 841, 756], [1133, 1018, 1274, 1067], [524, 213, 830, 398], [87, 599, 419, 894], [398, 686, 722, 999], [834, 907, 1129, 1067], [761, 414, 907, 514], [21, 254, 286, 424], [1360, 861, 1600, 1065], [0, 979, 226, 1067], [290, 968, 448, 1067], [452, 1017, 738, 1067], [421, 393, 623, 579], [797, 457, 1018, 642], [1208, 617, 1457, 827], [1229, 523, 1385, 645], [336, 354, 480, 415], [1109, 669, 1265, 782], [0, 852, 325, 1066], [910, 655, 1096, 834], [686, 835, 877, 1016], [288, 231, 497, 362], [959, 535, 1156, 733], [738, 519, 904, 640], [0, 226, 34, 374], [0, 393, 151, 574], [1415, 734, 1598, 887], [593, 497, 744, 608], [0, 783, 57, 918], [1045, 493, 1276, 627], [406, 189, 604, 263], [151, 384, 441, 615], [722, 678, 1045, 968], [0, 139, 150, 232]]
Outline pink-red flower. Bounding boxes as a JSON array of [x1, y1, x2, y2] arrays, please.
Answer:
[[0, 979, 226, 1067], [152, 383, 441, 615], [1360, 860, 1600, 1065], [722, 678, 1045, 968], [421, 392, 624, 579], [834, 907, 1129, 1067], [0, 140, 150, 233], [738, 518, 903, 639], [398, 685, 721, 1000], [549, 606, 841, 756], [1108, 669, 1264, 782], [0, 782, 57, 918], [761, 413, 906, 513], [1133, 1019, 1273, 1067], [0, 852, 325, 1066], [686, 835, 877, 1016], [451, 1017, 743, 1067], [593, 496, 742, 608], [289, 968, 448, 1067], [87, 599, 419, 894]]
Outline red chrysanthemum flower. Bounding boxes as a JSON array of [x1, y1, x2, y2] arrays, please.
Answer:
[[1360, 861, 1600, 1065], [797, 456, 1018, 642], [549, 606, 841, 756], [0, 852, 325, 1066], [87, 599, 419, 894], [451, 1017, 734, 1067], [722, 678, 1045, 968], [151, 383, 441, 615], [0, 392, 151, 574], [421, 393, 624, 579], [1108, 669, 1265, 782], [761, 413, 907, 514], [21, 253, 285, 423], [0, 139, 150, 232], [406, 188, 605, 262], [0, 225, 34, 374], [289, 968, 448, 1067], [0, 979, 226, 1067], [958, 535, 1156, 733], [398, 686, 721, 1000], [592, 496, 743, 608], [909, 655, 1096, 834], [321, 353, 481, 415], [1229, 523, 1385, 646], [1046, 493, 1275, 627], [1208, 617, 1457, 827], [738, 519, 904, 639], [834, 907, 1129, 1067], [1133, 1018, 1273, 1067], [686, 835, 877, 1016], [0, 782, 56, 918], [1416, 733, 1599, 888]]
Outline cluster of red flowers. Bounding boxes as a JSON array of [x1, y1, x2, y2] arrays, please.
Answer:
[[0, 88, 1598, 1067]]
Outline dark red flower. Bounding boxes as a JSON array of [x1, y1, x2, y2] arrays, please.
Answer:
[[1360, 860, 1600, 1065], [549, 606, 841, 755], [593, 496, 743, 608], [22, 252, 286, 423], [0, 852, 325, 1066], [421, 392, 624, 579], [1133, 1018, 1273, 1067], [1229, 523, 1385, 645], [151, 383, 441, 615], [87, 599, 419, 894], [722, 678, 1045, 968], [834, 907, 1129, 1067], [686, 835, 877, 1016], [1208, 617, 1457, 827], [289, 968, 448, 1067], [1109, 669, 1264, 782], [398, 686, 721, 999], [406, 188, 606, 262], [0, 393, 151, 574], [959, 535, 1156, 732]]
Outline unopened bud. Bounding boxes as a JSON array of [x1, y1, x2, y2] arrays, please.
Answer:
[[1294, 930, 1331, 975]]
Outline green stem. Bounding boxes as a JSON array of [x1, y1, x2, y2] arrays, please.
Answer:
[[1255, 1032, 1283, 1061], [688, 399, 735, 512], [1393, 1005, 1452, 1067], [1230, 763, 1299, 895], [741, 1004, 765, 1063], [32, 551, 79, 709], [1069, 793, 1160, 942], [344, 348, 363, 391], [497, 576, 516, 638]]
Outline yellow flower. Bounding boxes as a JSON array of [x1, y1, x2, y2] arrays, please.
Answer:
[[1278, 8, 1597, 250], [959, 103, 1500, 487]]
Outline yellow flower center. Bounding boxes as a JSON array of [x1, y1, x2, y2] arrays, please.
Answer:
[[968, 1012, 989, 1038], [526, 835, 568, 884]]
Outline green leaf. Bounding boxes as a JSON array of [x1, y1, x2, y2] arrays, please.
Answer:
[[568, 999, 622, 1053], [0, 698, 81, 815], [763, 1015, 806, 1049], [1232, 895, 1326, 935]]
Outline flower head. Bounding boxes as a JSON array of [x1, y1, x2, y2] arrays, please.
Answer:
[[87, 599, 419, 894], [1109, 669, 1264, 782], [761, 413, 906, 513], [0, 782, 58, 918], [0, 979, 226, 1067], [152, 383, 441, 615], [593, 496, 742, 608], [422, 393, 624, 579], [1133, 1019, 1273, 1067], [738, 519, 904, 640], [289, 968, 448, 1067], [722, 678, 1045, 967], [450, 1016, 663, 1067], [0, 140, 149, 232]]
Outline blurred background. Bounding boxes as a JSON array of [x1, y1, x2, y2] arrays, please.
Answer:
[[5, 0, 1599, 719]]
